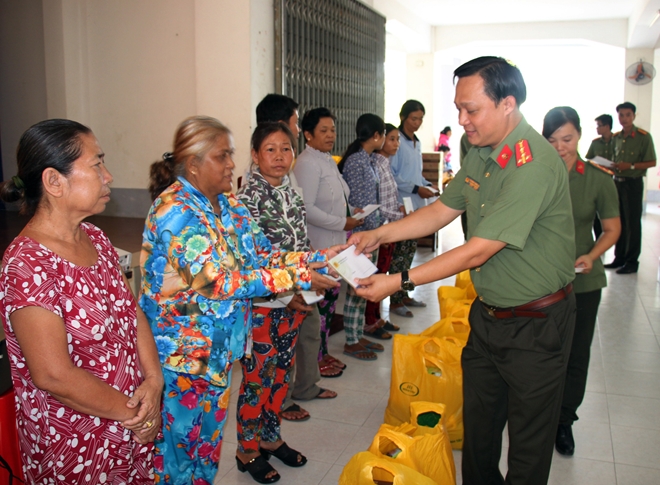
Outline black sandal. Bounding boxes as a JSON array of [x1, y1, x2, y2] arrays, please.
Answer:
[[235, 455, 281, 483], [364, 325, 392, 340], [260, 442, 307, 467]]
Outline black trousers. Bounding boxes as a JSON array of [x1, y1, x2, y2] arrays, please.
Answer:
[[560, 289, 601, 425], [462, 293, 576, 485], [613, 177, 644, 268]]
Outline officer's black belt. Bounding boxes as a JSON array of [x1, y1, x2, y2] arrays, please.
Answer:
[[482, 283, 573, 319]]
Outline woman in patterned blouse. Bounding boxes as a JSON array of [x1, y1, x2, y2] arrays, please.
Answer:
[[140, 116, 336, 484], [0, 119, 162, 484], [338, 113, 387, 361], [236, 122, 341, 483]]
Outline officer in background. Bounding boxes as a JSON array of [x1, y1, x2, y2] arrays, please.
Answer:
[[604, 102, 656, 274], [585, 114, 615, 239], [348, 56, 576, 485], [586, 114, 615, 161]]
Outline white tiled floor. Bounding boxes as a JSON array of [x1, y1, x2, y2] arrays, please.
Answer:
[[215, 203, 660, 485]]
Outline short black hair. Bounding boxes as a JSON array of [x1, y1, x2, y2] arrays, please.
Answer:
[[256, 94, 299, 124], [616, 102, 636, 114], [542, 106, 581, 139], [595, 114, 613, 129], [454, 56, 527, 106], [301, 107, 336, 135], [399, 100, 425, 121]]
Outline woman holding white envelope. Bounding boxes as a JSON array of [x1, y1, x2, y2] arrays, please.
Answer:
[[338, 113, 388, 360]]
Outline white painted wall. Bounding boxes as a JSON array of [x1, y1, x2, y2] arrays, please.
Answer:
[[435, 19, 629, 50], [0, 0, 274, 197]]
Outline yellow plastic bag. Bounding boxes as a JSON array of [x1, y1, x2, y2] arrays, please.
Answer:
[[437, 286, 466, 317], [339, 451, 439, 485], [368, 402, 456, 484], [421, 318, 470, 344], [385, 335, 464, 449], [455, 270, 477, 300], [454, 269, 472, 289]]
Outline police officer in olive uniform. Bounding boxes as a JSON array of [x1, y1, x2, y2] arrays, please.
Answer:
[[586, 114, 615, 161], [347, 56, 576, 485], [605, 102, 657, 274], [585, 114, 615, 239]]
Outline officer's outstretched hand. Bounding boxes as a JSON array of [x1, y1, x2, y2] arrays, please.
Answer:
[[354, 273, 399, 302], [347, 228, 382, 254]]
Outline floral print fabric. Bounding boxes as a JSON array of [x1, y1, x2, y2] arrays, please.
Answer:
[[139, 177, 324, 388], [342, 148, 381, 232], [0, 223, 153, 484], [156, 368, 231, 485], [236, 307, 304, 451]]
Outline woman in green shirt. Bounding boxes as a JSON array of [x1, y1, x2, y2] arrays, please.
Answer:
[[543, 106, 621, 457]]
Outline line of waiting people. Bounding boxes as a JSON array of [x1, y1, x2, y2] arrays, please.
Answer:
[[0, 94, 437, 484]]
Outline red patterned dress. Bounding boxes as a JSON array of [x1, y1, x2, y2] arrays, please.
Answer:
[[0, 223, 153, 484]]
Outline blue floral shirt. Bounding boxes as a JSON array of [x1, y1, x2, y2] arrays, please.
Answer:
[[139, 177, 325, 387]]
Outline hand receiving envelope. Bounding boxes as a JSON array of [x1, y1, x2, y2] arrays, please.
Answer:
[[328, 245, 378, 288]]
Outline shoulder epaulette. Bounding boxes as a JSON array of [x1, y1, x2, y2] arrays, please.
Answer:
[[587, 160, 614, 176], [638, 128, 649, 135], [592, 137, 600, 142], [613, 131, 621, 137], [515, 140, 533, 167]]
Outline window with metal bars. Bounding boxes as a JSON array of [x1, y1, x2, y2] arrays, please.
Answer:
[[275, 0, 385, 155]]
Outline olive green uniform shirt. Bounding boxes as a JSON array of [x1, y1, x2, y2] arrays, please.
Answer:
[[441, 118, 575, 308], [613, 125, 656, 178], [585, 136, 614, 162], [569, 159, 619, 293]]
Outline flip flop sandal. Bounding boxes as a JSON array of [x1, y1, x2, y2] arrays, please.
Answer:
[[236, 454, 281, 483], [381, 321, 400, 331], [343, 348, 377, 361], [315, 388, 337, 399], [325, 355, 347, 370], [391, 305, 413, 318], [361, 340, 384, 353], [404, 298, 427, 307], [364, 325, 392, 340], [279, 404, 310, 422], [260, 442, 307, 468], [319, 362, 343, 378]]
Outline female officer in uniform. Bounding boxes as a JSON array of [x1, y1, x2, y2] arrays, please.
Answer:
[[543, 106, 621, 456]]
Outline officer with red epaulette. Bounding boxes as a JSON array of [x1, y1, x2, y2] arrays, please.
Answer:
[[604, 102, 657, 274], [585, 114, 616, 239], [346, 56, 576, 485]]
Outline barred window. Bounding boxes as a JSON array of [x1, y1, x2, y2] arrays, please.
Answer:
[[275, 0, 386, 155]]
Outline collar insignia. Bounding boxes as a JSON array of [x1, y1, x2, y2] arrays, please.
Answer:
[[496, 145, 513, 169]]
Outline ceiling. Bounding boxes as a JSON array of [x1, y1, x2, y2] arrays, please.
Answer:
[[393, 0, 647, 26]]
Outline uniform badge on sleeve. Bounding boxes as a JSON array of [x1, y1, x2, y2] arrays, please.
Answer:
[[515, 140, 533, 167], [465, 176, 480, 191], [496, 145, 513, 169]]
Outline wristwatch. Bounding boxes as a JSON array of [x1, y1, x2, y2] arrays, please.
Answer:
[[401, 271, 415, 292]]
